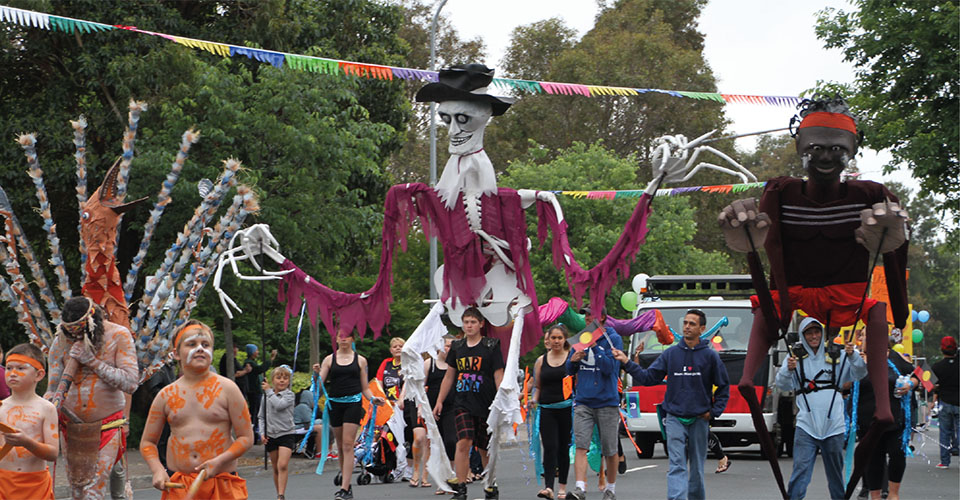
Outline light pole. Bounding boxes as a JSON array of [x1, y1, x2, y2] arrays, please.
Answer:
[[428, 0, 448, 300]]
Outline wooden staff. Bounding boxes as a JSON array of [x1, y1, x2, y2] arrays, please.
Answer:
[[0, 421, 16, 461], [183, 468, 208, 500], [51, 357, 82, 423]]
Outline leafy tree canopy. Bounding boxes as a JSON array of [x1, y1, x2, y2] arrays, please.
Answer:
[[0, 0, 411, 359], [815, 1, 959, 222]]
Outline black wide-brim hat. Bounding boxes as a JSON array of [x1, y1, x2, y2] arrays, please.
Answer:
[[415, 63, 515, 116]]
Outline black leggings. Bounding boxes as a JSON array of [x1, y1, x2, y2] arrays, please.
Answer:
[[708, 432, 725, 459], [438, 409, 457, 462], [540, 407, 572, 490], [866, 429, 906, 490]]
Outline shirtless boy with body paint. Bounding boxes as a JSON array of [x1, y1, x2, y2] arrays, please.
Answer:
[[43, 296, 139, 500], [0, 343, 59, 500], [140, 321, 252, 499]]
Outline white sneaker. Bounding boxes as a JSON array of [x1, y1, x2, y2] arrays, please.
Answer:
[[602, 490, 616, 500]]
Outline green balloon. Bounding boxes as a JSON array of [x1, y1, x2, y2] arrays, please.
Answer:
[[912, 329, 923, 343], [620, 291, 639, 311]]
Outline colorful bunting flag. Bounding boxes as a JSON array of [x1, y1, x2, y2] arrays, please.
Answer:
[[0, 4, 802, 107]]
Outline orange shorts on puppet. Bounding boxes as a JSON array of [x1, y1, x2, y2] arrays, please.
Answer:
[[162, 471, 247, 500], [0, 468, 54, 500]]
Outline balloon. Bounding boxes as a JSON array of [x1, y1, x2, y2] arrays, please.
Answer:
[[911, 310, 919, 322], [620, 291, 638, 312], [918, 310, 930, 323], [892, 343, 905, 353], [912, 329, 923, 343], [632, 273, 649, 294]]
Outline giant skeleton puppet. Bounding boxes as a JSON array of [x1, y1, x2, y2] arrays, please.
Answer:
[[718, 97, 909, 500], [214, 64, 751, 494]]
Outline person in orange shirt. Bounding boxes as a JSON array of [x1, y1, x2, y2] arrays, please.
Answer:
[[140, 320, 253, 499], [0, 343, 59, 500]]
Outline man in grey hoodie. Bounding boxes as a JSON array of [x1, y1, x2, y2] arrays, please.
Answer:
[[777, 317, 866, 499]]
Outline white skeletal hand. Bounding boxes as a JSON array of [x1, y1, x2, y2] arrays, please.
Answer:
[[650, 130, 758, 187], [212, 223, 293, 318]]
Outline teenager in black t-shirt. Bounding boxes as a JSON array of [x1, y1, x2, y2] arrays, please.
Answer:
[[434, 308, 504, 500]]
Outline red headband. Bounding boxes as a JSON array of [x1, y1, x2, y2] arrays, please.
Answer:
[[798, 111, 857, 135], [6, 353, 43, 371], [174, 324, 208, 348]]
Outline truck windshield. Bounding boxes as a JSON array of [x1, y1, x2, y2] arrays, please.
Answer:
[[633, 306, 754, 353]]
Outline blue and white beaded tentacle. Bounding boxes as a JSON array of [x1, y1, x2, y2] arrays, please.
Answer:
[[19, 134, 73, 303], [11, 136, 66, 322], [157, 185, 247, 340], [72, 116, 89, 285], [123, 128, 199, 303], [112, 100, 147, 259]]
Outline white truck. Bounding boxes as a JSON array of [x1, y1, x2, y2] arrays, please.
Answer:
[[622, 274, 795, 458]]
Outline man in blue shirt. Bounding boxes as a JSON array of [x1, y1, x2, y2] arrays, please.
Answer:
[[614, 309, 729, 500], [566, 306, 623, 500]]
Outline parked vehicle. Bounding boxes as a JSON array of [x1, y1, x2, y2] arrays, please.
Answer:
[[622, 274, 796, 458]]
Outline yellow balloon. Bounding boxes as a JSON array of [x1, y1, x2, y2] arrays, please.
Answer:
[[892, 343, 905, 353], [580, 332, 593, 344]]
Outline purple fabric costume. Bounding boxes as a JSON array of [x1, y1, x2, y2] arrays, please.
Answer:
[[278, 182, 654, 357]]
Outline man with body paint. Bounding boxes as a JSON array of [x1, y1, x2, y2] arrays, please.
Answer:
[[0, 343, 59, 499], [140, 320, 252, 499], [44, 296, 138, 500]]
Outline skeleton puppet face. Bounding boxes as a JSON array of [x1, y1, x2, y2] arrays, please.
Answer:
[[438, 100, 492, 155]]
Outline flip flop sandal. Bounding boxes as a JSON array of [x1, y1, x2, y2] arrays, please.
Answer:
[[537, 487, 555, 499], [715, 457, 732, 473], [421, 480, 433, 487], [435, 488, 448, 495], [409, 479, 421, 487]]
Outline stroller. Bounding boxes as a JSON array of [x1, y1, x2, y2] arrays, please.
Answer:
[[334, 382, 401, 486]]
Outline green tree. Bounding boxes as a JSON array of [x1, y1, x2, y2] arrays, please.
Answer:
[[490, 0, 729, 170], [815, 1, 959, 221], [884, 182, 959, 363], [501, 140, 732, 365], [0, 0, 411, 356]]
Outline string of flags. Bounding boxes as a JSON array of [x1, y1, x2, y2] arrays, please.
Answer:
[[0, 4, 801, 107], [553, 181, 767, 199]]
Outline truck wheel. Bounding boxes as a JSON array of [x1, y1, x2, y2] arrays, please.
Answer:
[[635, 434, 656, 459]]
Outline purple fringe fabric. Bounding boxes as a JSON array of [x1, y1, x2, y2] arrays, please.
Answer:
[[278, 186, 653, 357], [535, 193, 653, 314]]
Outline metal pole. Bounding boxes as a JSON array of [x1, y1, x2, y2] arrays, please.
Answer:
[[700, 127, 791, 144], [428, 0, 448, 301]]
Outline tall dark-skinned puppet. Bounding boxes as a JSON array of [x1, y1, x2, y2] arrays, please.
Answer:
[[718, 97, 909, 500]]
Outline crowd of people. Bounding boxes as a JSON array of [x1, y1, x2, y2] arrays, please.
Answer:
[[0, 296, 955, 500]]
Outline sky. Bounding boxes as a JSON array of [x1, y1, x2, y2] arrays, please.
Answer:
[[439, 0, 918, 191]]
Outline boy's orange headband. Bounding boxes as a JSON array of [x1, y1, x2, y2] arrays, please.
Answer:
[[174, 324, 208, 348], [798, 111, 857, 135], [6, 354, 43, 371]]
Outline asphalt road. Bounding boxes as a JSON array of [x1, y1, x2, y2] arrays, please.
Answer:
[[132, 429, 958, 500]]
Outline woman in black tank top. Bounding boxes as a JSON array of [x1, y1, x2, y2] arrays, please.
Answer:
[[425, 336, 458, 465], [326, 351, 362, 397], [533, 325, 573, 500], [316, 330, 385, 500]]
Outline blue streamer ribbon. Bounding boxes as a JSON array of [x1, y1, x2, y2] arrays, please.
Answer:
[[315, 377, 331, 476], [528, 406, 543, 485], [540, 399, 573, 409], [328, 393, 363, 404], [888, 358, 914, 457], [292, 302, 305, 368], [359, 405, 378, 464], [843, 381, 860, 483]]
